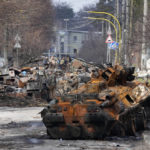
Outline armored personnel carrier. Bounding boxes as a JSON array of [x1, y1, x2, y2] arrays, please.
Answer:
[[41, 65, 150, 139]]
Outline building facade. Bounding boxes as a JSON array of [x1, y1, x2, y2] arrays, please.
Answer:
[[55, 30, 101, 57]]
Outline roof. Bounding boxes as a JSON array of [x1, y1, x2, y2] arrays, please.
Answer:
[[57, 30, 102, 34]]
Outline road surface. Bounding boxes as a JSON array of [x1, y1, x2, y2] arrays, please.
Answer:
[[0, 107, 150, 150]]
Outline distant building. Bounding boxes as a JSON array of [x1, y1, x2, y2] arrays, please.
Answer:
[[55, 30, 102, 57]]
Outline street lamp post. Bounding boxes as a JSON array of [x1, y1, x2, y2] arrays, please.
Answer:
[[87, 11, 122, 63], [64, 19, 69, 31], [84, 17, 118, 64], [141, 0, 148, 70], [85, 17, 118, 42], [64, 19, 69, 55]]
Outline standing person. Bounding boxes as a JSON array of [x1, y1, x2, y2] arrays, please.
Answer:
[[41, 82, 50, 102], [41, 70, 57, 102], [66, 55, 72, 72], [60, 57, 65, 70], [46, 71, 57, 99], [55, 57, 59, 68], [51, 56, 57, 69], [49, 56, 54, 69], [43, 57, 49, 69]]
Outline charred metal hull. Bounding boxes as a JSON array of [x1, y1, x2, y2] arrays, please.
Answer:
[[42, 110, 117, 139], [41, 100, 146, 139], [140, 96, 150, 119], [41, 65, 149, 139]]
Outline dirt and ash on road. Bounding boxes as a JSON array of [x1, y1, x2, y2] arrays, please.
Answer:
[[0, 106, 150, 150], [0, 96, 47, 107], [0, 59, 150, 149]]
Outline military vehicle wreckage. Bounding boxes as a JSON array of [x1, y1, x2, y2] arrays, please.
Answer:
[[41, 65, 150, 139]]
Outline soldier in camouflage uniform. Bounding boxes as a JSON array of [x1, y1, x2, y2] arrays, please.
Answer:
[[46, 71, 57, 99], [41, 71, 56, 102]]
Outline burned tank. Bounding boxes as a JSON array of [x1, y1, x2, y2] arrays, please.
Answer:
[[41, 65, 150, 139]]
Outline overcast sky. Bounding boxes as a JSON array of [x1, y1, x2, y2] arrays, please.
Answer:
[[52, 0, 99, 12]]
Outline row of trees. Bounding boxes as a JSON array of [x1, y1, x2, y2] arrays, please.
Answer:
[[78, 0, 115, 64], [2, 0, 148, 67], [78, 0, 150, 67], [126, 0, 150, 67], [53, 0, 150, 67], [0, 0, 114, 66], [0, 0, 54, 66]]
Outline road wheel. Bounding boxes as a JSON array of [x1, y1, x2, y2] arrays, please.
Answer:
[[47, 128, 52, 138], [135, 109, 146, 131], [126, 119, 136, 136], [47, 127, 60, 139], [109, 122, 126, 137], [68, 126, 81, 139]]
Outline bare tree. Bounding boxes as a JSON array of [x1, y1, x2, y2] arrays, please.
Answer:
[[0, 0, 54, 66], [126, 2, 150, 68], [79, 32, 107, 64]]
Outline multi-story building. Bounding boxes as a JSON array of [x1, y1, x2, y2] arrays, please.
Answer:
[[55, 30, 102, 57]]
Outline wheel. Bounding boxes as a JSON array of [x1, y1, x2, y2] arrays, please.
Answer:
[[68, 126, 81, 139], [135, 109, 146, 131], [126, 119, 136, 136], [109, 122, 126, 137], [47, 127, 60, 139], [47, 128, 52, 138]]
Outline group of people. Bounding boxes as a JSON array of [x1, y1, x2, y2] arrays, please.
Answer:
[[43, 55, 72, 71]]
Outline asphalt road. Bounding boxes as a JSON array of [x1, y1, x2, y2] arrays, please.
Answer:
[[0, 107, 150, 150]]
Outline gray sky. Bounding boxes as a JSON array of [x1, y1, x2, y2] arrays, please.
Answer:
[[52, 0, 99, 12]]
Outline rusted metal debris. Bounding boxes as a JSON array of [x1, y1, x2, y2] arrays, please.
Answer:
[[0, 57, 92, 105], [41, 64, 150, 139], [0, 67, 40, 99], [1, 56, 150, 138]]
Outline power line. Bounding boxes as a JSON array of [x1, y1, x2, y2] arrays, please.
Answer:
[[70, 20, 95, 30]]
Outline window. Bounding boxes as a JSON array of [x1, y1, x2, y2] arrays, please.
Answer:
[[73, 49, 77, 54], [73, 36, 77, 42]]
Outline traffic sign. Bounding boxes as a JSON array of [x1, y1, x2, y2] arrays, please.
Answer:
[[14, 42, 21, 49], [105, 35, 113, 43], [15, 34, 21, 42], [108, 41, 119, 50]]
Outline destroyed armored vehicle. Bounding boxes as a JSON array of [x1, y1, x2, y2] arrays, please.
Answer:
[[41, 65, 150, 139]]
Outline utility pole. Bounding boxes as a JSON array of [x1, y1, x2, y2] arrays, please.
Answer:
[[141, 0, 148, 70], [64, 19, 69, 55], [116, 0, 119, 24], [116, 0, 120, 63], [124, 0, 129, 65], [107, 25, 112, 63], [102, 21, 104, 36], [121, 0, 125, 64], [128, 0, 133, 66]]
